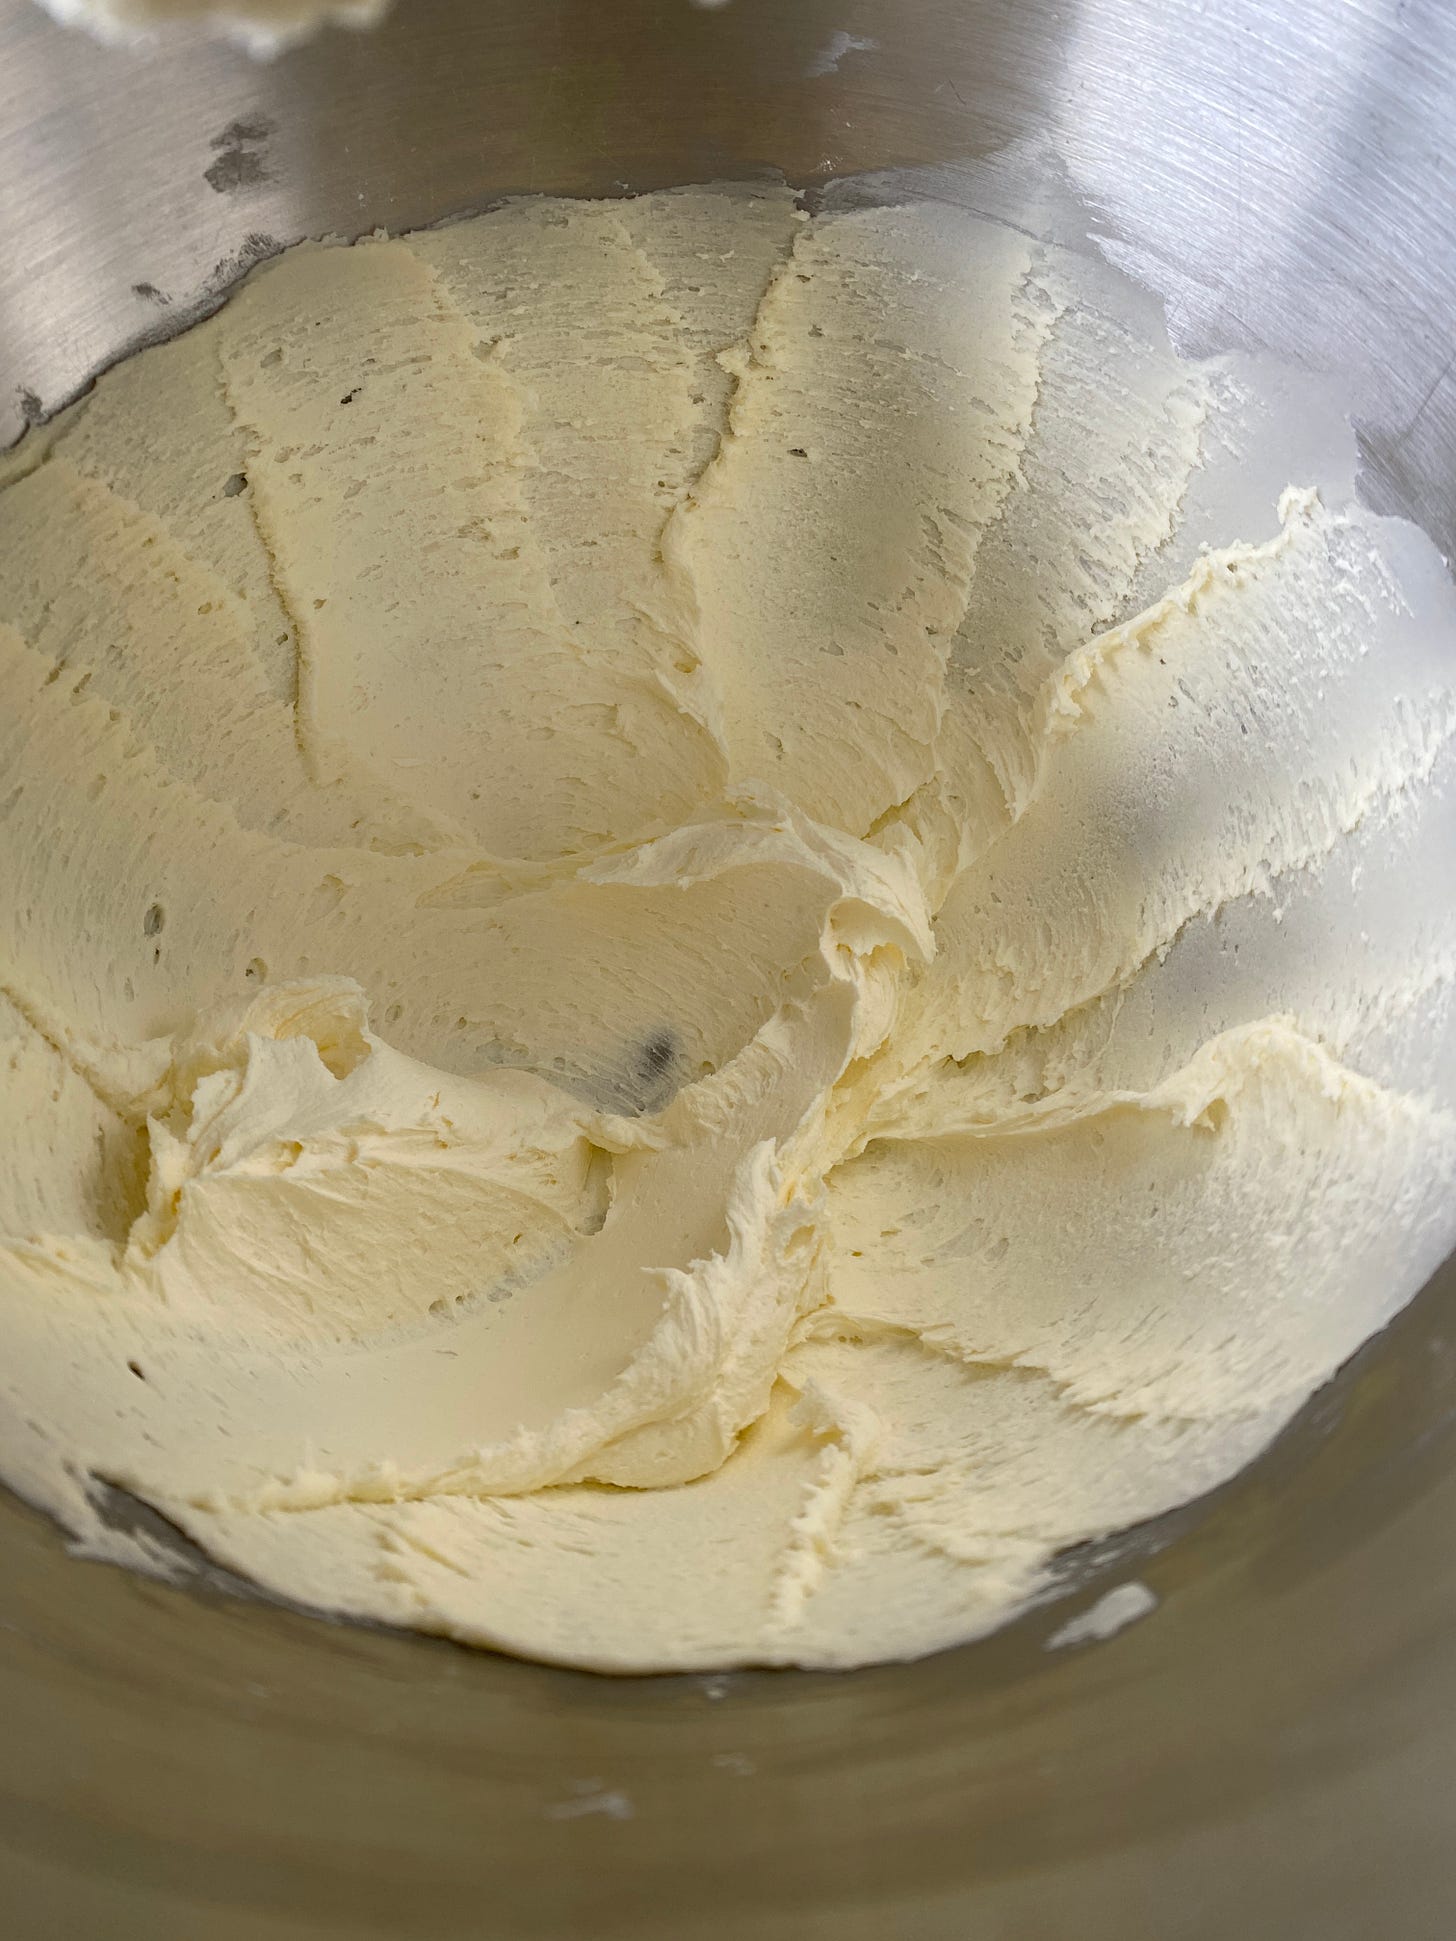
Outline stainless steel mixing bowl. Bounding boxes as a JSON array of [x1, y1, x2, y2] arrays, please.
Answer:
[[3, 1, 1455, 1933]]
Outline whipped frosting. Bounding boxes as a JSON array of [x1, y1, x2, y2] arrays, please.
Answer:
[[33, 0, 387, 53], [2, 186, 1454, 1670]]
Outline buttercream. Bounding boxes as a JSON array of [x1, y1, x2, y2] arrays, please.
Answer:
[[33, 0, 387, 53], [1, 187, 1453, 1670]]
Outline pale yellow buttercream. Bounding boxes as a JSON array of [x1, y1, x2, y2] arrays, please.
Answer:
[[2, 187, 1454, 1669]]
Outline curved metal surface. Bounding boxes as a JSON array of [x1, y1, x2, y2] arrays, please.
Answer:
[[1, 0, 1455, 1933]]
